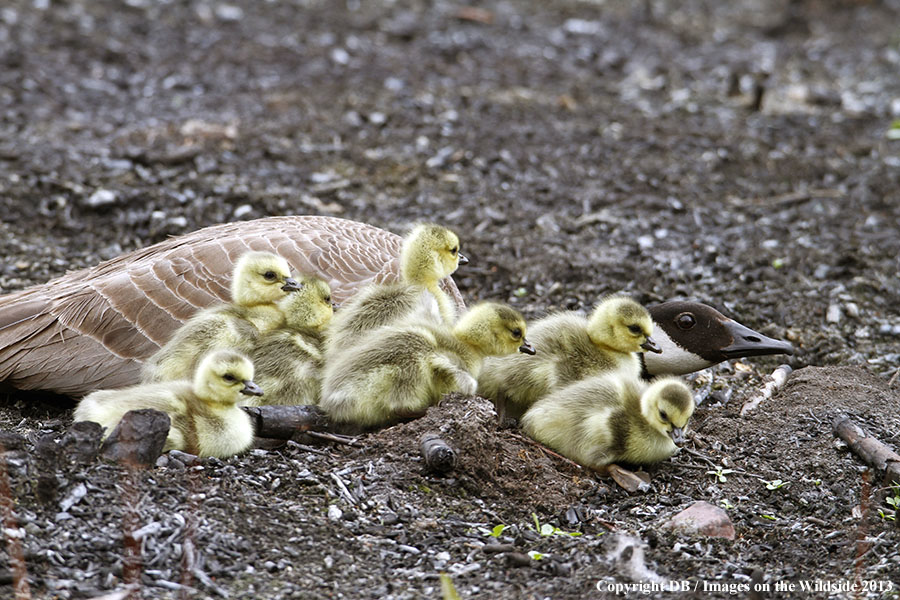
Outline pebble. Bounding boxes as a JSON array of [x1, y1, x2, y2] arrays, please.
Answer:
[[85, 189, 117, 208], [826, 303, 842, 324], [327, 504, 343, 521], [660, 501, 735, 540]]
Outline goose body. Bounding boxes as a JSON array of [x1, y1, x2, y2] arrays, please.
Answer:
[[244, 276, 333, 406], [73, 350, 260, 458], [478, 295, 661, 422], [320, 302, 532, 428], [0, 216, 464, 396], [521, 374, 695, 469], [325, 223, 466, 353]]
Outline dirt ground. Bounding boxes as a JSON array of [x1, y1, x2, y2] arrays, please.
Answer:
[[1, 0, 900, 598]]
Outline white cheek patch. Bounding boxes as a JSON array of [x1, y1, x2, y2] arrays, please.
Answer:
[[642, 328, 715, 375]]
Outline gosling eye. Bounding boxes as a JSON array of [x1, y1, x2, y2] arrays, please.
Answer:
[[659, 409, 668, 421], [511, 328, 522, 339], [324, 295, 331, 303], [627, 324, 643, 335], [263, 271, 277, 281], [450, 246, 458, 256], [223, 373, 237, 382], [676, 312, 696, 330]]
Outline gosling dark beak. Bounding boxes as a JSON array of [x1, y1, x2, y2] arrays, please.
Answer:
[[720, 320, 794, 359], [640, 336, 663, 354], [518, 340, 536, 355], [332, 302, 341, 310], [457, 253, 469, 266], [281, 277, 302, 292], [669, 427, 685, 445], [240, 380, 264, 397]]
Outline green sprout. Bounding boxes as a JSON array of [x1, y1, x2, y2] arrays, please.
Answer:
[[528, 550, 546, 561], [706, 467, 735, 483], [513, 287, 528, 298], [440, 573, 461, 600], [719, 499, 734, 510], [531, 513, 582, 537], [760, 514, 777, 521], [479, 524, 508, 538], [764, 479, 787, 490], [880, 483, 900, 520], [887, 120, 900, 140]]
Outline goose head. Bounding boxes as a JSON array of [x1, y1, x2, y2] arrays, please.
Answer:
[[399, 224, 467, 288], [194, 349, 263, 404], [231, 251, 301, 307], [587, 295, 661, 355], [453, 302, 535, 357], [279, 276, 334, 331], [641, 376, 695, 444]]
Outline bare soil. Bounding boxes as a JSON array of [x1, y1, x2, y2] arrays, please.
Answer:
[[1, 0, 899, 598]]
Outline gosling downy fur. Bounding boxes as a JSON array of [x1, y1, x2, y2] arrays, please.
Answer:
[[325, 223, 467, 353], [521, 374, 695, 469], [0, 216, 465, 396], [74, 350, 261, 458], [244, 276, 334, 407], [478, 295, 661, 422], [320, 302, 532, 428], [141, 251, 300, 383]]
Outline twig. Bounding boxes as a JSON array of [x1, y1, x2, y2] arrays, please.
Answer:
[[888, 366, 899, 388], [420, 433, 457, 474], [329, 472, 358, 505], [833, 415, 900, 485], [740, 364, 793, 416], [729, 188, 843, 208], [512, 432, 583, 470], [681, 447, 719, 468], [304, 431, 359, 446]]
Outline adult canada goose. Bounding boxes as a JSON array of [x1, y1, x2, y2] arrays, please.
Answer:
[[521, 374, 695, 470], [478, 295, 661, 423], [325, 223, 467, 353], [141, 251, 300, 383], [320, 302, 533, 428], [0, 216, 465, 396], [0, 216, 790, 396], [73, 349, 261, 458], [243, 276, 333, 406]]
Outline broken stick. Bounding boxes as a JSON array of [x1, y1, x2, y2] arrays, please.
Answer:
[[420, 433, 457, 474], [241, 405, 330, 439], [833, 414, 900, 486], [740, 364, 792, 416]]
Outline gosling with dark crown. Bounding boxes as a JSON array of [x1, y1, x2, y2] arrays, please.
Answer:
[[74, 349, 261, 458], [325, 223, 467, 353], [320, 302, 534, 428], [244, 276, 334, 406], [142, 251, 300, 382], [477, 294, 661, 423], [521, 374, 695, 470]]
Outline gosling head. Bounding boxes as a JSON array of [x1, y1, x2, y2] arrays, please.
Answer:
[[587, 295, 661, 354], [278, 276, 334, 331], [399, 223, 467, 287], [641, 376, 694, 444], [453, 302, 535, 357], [231, 251, 301, 307], [194, 349, 264, 404]]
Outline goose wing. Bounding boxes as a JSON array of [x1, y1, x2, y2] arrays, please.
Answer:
[[0, 215, 465, 395]]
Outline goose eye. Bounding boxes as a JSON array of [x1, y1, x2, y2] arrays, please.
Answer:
[[659, 409, 668, 421], [324, 295, 331, 303], [450, 246, 458, 256], [263, 271, 277, 281], [676, 313, 696, 329], [223, 373, 237, 382], [627, 324, 643, 335], [511, 328, 522, 339]]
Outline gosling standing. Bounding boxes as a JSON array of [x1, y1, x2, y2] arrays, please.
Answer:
[[325, 223, 467, 353], [74, 349, 261, 458], [478, 295, 661, 422], [521, 374, 694, 469], [320, 302, 533, 428], [244, 276, 334, 406], [142, 251, 300, 382]]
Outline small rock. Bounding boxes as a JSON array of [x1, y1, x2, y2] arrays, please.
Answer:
[[86, 189, 118, 208], [59, 421, 103, 464], [328, 504, 343, 521], [845, 302, 860, 318], [100, 409, 170, 467], [661, 500, 736, 540], [826, 303, 842, 324]]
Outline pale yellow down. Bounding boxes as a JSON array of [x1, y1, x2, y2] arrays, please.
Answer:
[[244, 276, 333, 407], [521, 374, 694, 469], [320, 302, 529, 428], [477, 295, 657, 421], [142, 251, 299, 382], [74, 349, 258, 458], [325, 223, 464, 353]]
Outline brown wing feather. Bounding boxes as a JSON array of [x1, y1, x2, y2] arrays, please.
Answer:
[[0, 215, 465, 396]]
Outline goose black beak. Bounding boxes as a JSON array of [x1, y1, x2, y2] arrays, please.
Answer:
[[281, 277, 302, 292], [518, 340, 536, 355], [457, 253, 469, 266], [640, 336, 663, 354], [240, 380, 264, 397], [669, 426, 685, 445], [332, 302, 341, 310], [720, 320, 794, 359]]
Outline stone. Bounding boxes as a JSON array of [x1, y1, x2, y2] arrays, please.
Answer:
[[100, 409, 170, 467], [661, 501, 736, 540]]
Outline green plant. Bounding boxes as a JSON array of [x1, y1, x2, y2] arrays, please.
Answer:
[[440, 573, 461, 600], [880, 483, 900, 520], [528, 550, 545, 561], [531, 513, 582, 537], [706, 467, 735, 483], [479, 524, 508, 538], [719, 499, 734, 510], [764, 479, 786, 490], [760, 514, 777, 521]]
